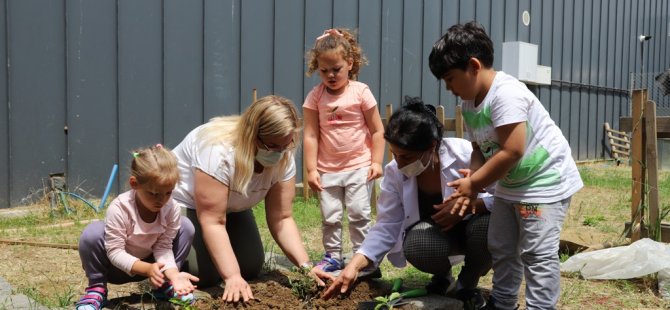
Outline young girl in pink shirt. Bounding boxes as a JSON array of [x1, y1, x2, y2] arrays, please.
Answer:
[[75, 145, 198, 310], [303, 28, 385, 273]]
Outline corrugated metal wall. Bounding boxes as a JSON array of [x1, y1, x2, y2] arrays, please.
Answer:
[[0, 0, 668, 208]]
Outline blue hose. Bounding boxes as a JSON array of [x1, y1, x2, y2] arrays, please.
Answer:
[[98, 164, 118, 212]]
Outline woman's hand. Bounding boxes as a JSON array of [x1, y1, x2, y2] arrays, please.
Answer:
[[432, 200, 464, 232], [322, 264, 359, 300], [308, 266, 336, 287], [222, 275, 254, 302], [367, 163, 383, 181], [307, 170, 324, 192], [169, 271, 200, 295]]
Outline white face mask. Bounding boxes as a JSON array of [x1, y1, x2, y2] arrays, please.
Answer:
[[399, 151, 432, 177], [255, 148, 284, 167]]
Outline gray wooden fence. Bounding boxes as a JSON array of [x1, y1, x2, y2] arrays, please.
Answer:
[[0, 0, 668, 208]]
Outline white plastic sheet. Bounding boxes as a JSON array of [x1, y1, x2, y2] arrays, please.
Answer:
[[560, 238, 670, 279]]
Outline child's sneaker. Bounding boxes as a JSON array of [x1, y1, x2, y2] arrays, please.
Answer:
[[315, 253, 343, 272], [151, 281, 195, 304], [75, 284, 107, 310]]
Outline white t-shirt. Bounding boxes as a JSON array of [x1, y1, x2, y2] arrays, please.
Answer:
[[171, 124, 296, 212], [461, 71, 583, 203]]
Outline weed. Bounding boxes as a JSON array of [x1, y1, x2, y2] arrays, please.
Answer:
[[582, 215, 605, 226], [287, 266, 319, 302]]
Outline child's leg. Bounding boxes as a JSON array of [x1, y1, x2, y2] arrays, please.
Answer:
[[488, 198, 523, 310], [78, 221, 110, 287], [518, 198, 569, 310], [343, 167, 373, 253], [319, 172, 345, 260], [172, 216, 195, 270]]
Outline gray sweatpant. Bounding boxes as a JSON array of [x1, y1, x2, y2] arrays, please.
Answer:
[[319, 166, 373, 260], [78, 217, 195, 287], [488, 197, 570, 310], [185, 208, 265, 288]]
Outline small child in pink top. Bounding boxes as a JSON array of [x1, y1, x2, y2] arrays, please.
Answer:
[[75, 145, 198, 310], [303, 28, 385, 273]]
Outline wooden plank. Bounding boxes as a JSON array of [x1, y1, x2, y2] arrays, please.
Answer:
[[630, 89, 646, 241], [645, 100, 660, 240], [620, 116, 670, 134]]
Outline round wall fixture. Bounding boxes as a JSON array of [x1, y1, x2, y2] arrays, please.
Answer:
[[522, 10, 530, 26]]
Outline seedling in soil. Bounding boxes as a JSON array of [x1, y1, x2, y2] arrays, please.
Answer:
[[287, 266, 320, 302], [373, 291, 402, 310]]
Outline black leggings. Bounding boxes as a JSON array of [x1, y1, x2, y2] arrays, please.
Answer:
[[403, 214, 492, 289], [185, 208, 265, 288]]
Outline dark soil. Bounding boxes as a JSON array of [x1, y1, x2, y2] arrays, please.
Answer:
[[192, 269, 403, 310]]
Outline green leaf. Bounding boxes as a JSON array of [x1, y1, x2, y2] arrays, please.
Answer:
[[389, 292, 401, 301], [374, 296, 388, 303]]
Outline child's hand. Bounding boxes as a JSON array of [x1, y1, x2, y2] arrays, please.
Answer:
[[445, 177, 477, 216], [149, 262, 166, 288], [170, 272, 200, 296], [367, 163, 383, 181], [307, 170, 324, 192]]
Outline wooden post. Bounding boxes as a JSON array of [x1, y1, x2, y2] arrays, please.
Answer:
[[455, 105, 464, 138], [630, 89, 647, 241], [645, 100, 660, 240], [252, 88, 257, 103], [385, 104, 393, 164], [436, 105, 446, 128]]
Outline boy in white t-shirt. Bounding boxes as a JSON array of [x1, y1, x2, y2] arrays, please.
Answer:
[[429, 21, 583, 310]]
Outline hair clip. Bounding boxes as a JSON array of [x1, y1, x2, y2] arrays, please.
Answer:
[[155, 144, 163, 149], [132, 152, 140, 158], [316, 29, 343, 41]]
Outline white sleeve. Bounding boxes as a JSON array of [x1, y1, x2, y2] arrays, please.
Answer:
[[192, 143, 232, 186], [490, 85, 530, 128]]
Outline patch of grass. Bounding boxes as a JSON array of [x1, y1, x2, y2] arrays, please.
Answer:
[[582, 215, 606, 227]]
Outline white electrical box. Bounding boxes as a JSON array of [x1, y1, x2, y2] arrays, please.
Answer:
[[502, 41, 538, 83], [535, 65, 552, 85]]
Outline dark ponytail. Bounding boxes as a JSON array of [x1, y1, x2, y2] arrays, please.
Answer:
[[384, 96, 443, 152]]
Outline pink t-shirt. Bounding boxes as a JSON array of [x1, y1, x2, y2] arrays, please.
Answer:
[[303, 81, 378, 173], [104, 190, 181, 276]]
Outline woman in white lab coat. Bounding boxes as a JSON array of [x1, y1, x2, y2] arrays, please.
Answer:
[[323, 97, 492, 310]]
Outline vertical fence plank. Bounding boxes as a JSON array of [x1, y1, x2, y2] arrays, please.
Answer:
[[8, 0, 67, 205], [164, 0, 204, 146], [117, 0, 163, 186], [0, 0, 7, 208], [67, 0, 119, 198]]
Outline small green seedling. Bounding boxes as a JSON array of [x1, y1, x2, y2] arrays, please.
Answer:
[[288, 266, 319, 301], [373, 291, 402, 310]]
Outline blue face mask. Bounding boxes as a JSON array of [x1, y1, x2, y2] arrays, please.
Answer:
[[255, 148, 284, 167]]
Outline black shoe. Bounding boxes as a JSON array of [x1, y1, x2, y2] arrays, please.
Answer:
[[457, 288, 486, 310], [425, 274, 457, 296], [483, 296, 518, 310]]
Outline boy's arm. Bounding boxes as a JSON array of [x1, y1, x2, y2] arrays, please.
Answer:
[[447, 122, 525, 215], [302, 108, 323, 192], [469, 122, 526, 190], [363, 106, 385, 181]]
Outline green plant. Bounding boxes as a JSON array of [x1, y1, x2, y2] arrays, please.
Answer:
[[582, 215, 605, 226], [373, 291, 402, 310], [287, 266, 319, 302], [168, 296, 197, 310]]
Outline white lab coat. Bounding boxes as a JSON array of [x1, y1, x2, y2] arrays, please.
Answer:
[[357, 137, 493, 268]]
